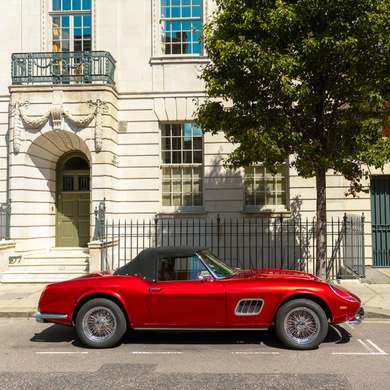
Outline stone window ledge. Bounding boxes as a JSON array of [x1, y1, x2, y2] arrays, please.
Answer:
[[150, 56, 210, 65], [156, 207, 207, 219]]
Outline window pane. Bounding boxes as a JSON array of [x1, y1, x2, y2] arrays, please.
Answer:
[[158, 256, 209, 281], [82, 0, 91, 10], [83, 40, 92, 51], [162, 151, 171, 164], [183, 151, 192, 163], [172, 194, 181, 206], [72, 0, 81, 10], [172, 151, 181, 163], [53, 40, 61, 52], [172, 137, 181, 150], [74, 40, 82, 52], [62, 176, 74, 191], [61, 16, 70, 27], [193, 137, 202, 150], [53, 0, 61, 11], [193, 150, 202, 163], [74, 15, 82, 28], [62, 40, 70, 51], [162, 194, 171, 206], [78, 175, 90, 191], [162, 180, 171, 193], [63, 0, 71, 10], [74, 28, 82, 39], [171, 124, 181, 137], [83, 15, 91, 28]]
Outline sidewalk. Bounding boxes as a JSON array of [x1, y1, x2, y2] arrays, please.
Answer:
[[0, 281, 389, 319], [337, 280, 390, 318], [0, 284, 46, 317]]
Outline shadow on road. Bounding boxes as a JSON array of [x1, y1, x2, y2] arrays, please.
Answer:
[[30, 323, 352, 350]]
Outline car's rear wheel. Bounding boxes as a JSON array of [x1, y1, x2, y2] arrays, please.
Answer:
[[75, 298, 127, 348], [275, 299, 328, 350]]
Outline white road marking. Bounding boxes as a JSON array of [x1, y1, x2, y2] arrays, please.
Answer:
[[131, 351, 183, 355], [36, 351, 88, 355], [332, 338, 387, 356], [366, 339, 387, 355], [357, 338, 375, 353], [232, 351, 280, 355]]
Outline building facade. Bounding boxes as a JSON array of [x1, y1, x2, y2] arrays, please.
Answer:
[[0, 0, 388, 281]]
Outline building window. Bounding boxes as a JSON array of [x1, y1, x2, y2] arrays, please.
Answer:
[[160, 0, 203, 55], [51, 0, 92, 52], [161, 123, 203, 207], [244, 165, 288, 208]]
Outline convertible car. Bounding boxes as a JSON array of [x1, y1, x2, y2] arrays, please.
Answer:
[[35, 247, 364, 350]]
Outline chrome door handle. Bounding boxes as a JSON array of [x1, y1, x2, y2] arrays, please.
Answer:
[[149, 287, 162, 292]]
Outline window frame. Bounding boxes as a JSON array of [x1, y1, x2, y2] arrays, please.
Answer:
[[49, 0, 93, 53], [153, 0, 207, 59], [160, 122, 205, 213], [243, 163, 290, 213]]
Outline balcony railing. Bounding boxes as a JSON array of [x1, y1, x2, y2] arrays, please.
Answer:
[[11, 51, 116, 86]]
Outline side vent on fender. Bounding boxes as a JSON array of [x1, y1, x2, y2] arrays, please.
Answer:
[[235, 299, 264, 316]]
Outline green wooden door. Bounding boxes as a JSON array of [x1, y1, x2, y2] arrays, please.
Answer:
[[56, 154, 90, 247], [371, 176, 390, 267]]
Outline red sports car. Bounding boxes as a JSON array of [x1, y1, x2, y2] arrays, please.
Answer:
[[36, 247, 364, 350]]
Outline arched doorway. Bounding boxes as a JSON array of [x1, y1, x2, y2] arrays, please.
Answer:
[[56, 152, 90, 247]]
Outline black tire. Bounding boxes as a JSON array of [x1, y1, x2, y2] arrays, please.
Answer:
[[275, 299, 328, 350], [75, 298, 127, 348]]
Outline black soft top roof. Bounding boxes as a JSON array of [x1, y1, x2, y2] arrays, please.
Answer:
[[113, 247, 206, 279]]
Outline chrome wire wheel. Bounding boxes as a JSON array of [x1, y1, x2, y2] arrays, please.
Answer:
[[283, 306, 321, 346], [82, 306, 117, 343]]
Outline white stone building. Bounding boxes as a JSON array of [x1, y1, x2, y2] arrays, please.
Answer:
[[0, 0, 387, 282]]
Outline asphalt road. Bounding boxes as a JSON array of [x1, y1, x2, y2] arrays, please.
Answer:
[[0, 318, 389, 389]]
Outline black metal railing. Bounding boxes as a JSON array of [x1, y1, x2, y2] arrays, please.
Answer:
[[11, 51, 116, 85], [0, 202, 11, 240], [97, 210, 365, 280]]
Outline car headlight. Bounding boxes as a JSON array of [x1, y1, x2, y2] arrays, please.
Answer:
[[329, 284, 359, 303]]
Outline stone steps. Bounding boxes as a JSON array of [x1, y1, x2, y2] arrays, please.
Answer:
[[0, 248, 90, 283]]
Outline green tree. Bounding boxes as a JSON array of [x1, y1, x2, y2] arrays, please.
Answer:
[[196, 0, 390, 278]]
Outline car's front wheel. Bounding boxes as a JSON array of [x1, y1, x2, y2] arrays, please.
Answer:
[[75, 298, 127, 348], [275, 299, 328, 350]]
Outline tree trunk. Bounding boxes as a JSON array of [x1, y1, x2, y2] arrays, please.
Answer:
[[316, 168, 327, 279]]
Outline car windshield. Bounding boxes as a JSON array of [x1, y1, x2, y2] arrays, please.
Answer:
[[198, 250, 235, 279]]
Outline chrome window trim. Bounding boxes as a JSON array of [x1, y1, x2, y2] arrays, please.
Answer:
[[195, 251, 235, 280], [195, 252, 217, 280], [234, 299, 264, 316]]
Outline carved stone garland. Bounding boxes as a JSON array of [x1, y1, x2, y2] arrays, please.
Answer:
[[10, 99, 108, 153]]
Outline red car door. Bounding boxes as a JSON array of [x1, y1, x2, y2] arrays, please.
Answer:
[[145, 255, 226, 327]]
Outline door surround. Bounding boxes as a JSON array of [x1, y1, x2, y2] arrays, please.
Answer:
[[371, 175, 390, 267], [56, 151, 91, 247]]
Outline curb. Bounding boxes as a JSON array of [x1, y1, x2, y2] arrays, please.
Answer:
[[0, 311, 36, 318], [365, 311, 390, 319]]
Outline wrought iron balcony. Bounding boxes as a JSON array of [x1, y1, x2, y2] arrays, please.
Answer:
[[11, 51, 116, 86]]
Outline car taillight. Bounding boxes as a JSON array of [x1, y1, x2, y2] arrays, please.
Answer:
[[330, 284, 359, 303]]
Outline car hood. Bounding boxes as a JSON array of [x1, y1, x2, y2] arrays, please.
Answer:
[[231, 268, 320, 281]]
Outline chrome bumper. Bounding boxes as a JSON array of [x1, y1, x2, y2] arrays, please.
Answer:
[[348, 307, 365, 325], [35, 312, 68, 323]]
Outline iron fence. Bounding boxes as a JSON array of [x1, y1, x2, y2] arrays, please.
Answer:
[[0, 202, 11, 241], [95, 204, 365, 280], [11, 51, 116, 85]]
